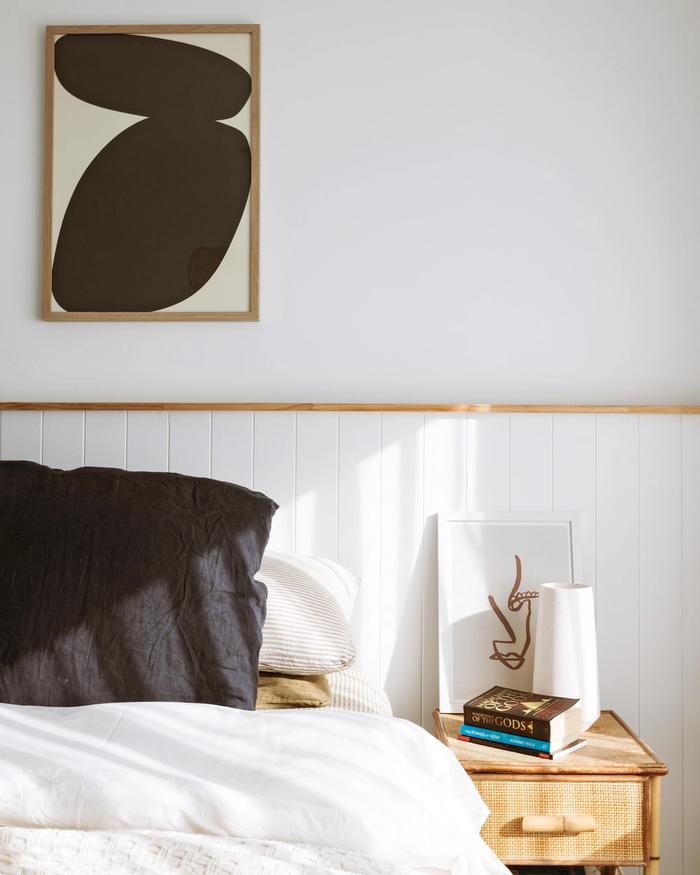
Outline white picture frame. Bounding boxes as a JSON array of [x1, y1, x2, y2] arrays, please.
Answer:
[[438, 512, 581, 713]]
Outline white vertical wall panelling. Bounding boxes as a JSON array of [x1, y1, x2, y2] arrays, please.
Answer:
[[466, 413, 509, 511], [211, 412, 254, 488], [337, 412, 382, 682], [253, 412, 296, 552], [42, 411, 84, 469], [552, 414, 596, 586], [595, 415, 640, 729], [380, 413, 424, 723], [509, 413, 553, 511], [126, 411, 168, 472], [1, 406, 695, 874], [0, 411, 42, 462], [681, 415, 700, 875], [553, 413, 618, 859], [422, 414, 467, 728], [168, 412, 211, 478], [639, 416, 683, 875], [84, 411, 126, 468], [295, 412, 339, 560]]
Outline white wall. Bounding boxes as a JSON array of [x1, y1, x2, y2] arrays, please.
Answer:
[[1, 407, 697, 874], [2, 1, 700, 403]]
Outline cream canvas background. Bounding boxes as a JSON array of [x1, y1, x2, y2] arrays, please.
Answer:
[[50, 31, 252, 314]]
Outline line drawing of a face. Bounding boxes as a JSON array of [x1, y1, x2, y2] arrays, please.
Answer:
[[487, 554, 539, 671]]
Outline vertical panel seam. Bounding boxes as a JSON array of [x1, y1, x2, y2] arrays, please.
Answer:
[[81, 411, 86, 467], [208, 412, 213, 478], [593, 415, 598, 620], [420, 413, 426, 726], [39, 411, 44, 465], [125, 411, 130, 469], [421, 414, 427, 725], [292, 413, 298, 553], [335, 412, 340, 563], [293, 413, 300, 553], [679, 415, 685, 873], [593, 415, 598, 613], [378, 413, 384, 686], [550, 414, 554, 512], [121, 411, 127, 468], [464, 413, 469, 509], [636, 414, 641, 733], [507, 414, 511, 511], [166, 412, 171, 472], [250, 413, 256, 489]]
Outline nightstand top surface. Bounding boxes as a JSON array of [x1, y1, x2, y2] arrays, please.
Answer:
[[434, 709, 668, 775]]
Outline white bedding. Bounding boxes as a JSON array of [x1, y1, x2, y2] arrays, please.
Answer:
[[0, 828, 415, 874], [0, 703, 508, 875]]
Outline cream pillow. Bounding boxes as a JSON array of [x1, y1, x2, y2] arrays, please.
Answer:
[[256, 551, 357, 675], [326, 670, 393, 716]]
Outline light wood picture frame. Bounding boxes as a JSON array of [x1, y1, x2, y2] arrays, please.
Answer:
[[438, 511, 581, 712], [42, 24, 260, 321]]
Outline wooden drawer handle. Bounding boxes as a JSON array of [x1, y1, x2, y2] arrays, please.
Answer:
[[521, 815, 596, 835]]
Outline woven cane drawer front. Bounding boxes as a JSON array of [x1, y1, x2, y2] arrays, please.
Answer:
[[473, 778, 646, 865]]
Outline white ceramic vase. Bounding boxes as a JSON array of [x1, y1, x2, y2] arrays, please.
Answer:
[[532, 582, 600, 730]]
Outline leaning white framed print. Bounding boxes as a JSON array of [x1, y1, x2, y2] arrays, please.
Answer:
[[437, 512, 581, 713]]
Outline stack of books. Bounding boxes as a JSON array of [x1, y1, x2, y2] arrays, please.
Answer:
[[459, 685, 586, 759]]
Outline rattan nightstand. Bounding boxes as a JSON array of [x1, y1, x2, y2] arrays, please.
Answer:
[[434, 710, 668, 874]]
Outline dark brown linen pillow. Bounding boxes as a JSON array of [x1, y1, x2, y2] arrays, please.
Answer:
[[0, 461, 277, 709], [255, 672, 331, 709]]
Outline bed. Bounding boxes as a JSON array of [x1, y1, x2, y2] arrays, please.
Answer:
[[0, 461, 508, 875]]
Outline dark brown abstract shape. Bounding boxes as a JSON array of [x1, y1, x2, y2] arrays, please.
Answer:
[[488, 554, 539, 671], [52, 34, 251, 312]]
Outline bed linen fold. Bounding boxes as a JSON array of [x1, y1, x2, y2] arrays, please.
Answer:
[[0, 703, 507, 875]]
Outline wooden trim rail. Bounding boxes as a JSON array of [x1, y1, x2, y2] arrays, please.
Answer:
[[1, 403, 700, 414]]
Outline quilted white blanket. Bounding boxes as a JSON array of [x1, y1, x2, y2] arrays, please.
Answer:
[[0, 828, 411, 875], [0, 702, 508, 875]]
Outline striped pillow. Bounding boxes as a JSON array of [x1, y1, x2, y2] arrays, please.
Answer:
[[327, 670, 393, 716], [256, 552, 357, 675]]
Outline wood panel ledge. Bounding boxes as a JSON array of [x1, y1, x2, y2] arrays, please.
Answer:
[[2, 403, 700, 414]]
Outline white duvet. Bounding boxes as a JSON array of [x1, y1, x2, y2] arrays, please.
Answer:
[[0, 703, 508, 875]]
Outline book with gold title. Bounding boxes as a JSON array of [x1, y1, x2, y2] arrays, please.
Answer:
[[463, 685, 581, 746]]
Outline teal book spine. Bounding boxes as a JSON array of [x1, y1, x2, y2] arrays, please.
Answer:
[[459, 724, 551, 752]]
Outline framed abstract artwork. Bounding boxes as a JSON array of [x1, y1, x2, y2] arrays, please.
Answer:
[[437, 512, 581, 712], [42, 25, 259, 321]]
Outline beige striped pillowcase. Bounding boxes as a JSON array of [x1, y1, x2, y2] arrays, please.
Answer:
[[256, 552, 358, 675], [326, 670, 393, 716]]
